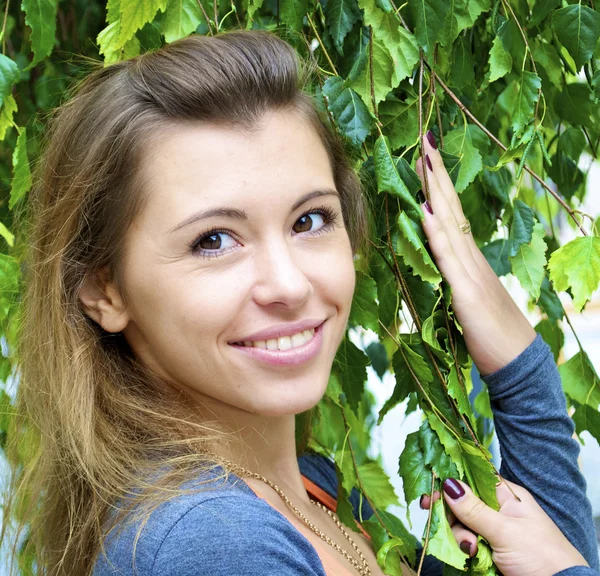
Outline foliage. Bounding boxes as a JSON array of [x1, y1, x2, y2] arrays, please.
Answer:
[[1, 0, 600, 574]]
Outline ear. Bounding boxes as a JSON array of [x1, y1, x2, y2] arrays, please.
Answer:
[[79, 267, 130, 333]]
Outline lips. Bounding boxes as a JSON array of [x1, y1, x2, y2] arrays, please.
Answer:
[[229, 321, 325, 367]]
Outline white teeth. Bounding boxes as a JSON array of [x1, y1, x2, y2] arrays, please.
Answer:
[[241, 327, 317, 351], [291, 333, 306, 348]]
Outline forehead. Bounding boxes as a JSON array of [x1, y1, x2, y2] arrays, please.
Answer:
[[136, 110, 335, 220]]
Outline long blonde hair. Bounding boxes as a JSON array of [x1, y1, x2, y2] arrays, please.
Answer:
[[3, 30, 367, 576]]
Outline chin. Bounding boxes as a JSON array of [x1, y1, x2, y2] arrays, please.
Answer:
[[244, 381, 327, 417]]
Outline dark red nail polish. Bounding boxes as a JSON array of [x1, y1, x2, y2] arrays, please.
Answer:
[[442, 478, 465, 500], [426, 130, 438, 149], [424, 200, 433, 215], [419, 494, 426, 508], [426, 155, 433, 171], [460, 540, 472, 556]]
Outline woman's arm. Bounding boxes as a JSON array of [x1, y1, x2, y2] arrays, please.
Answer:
[[483, 333, 599, 569], [415, 132, 598, 573]]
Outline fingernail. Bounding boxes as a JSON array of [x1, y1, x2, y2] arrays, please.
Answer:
[[426, 130, 438, 149], [424, 200, 433, 215], [442, 478, 465, 500], [426, 155, 433, 171], [419, 495, 426, 509], [460, 540, 472, 556]]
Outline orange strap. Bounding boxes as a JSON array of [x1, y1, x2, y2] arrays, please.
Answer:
[[302, 475, 371, 541]]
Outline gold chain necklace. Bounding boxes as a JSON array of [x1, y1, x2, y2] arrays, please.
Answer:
[[209, 455, 372, 576]]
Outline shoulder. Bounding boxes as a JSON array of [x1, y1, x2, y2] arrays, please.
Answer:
[[93, 472, 325, 576]]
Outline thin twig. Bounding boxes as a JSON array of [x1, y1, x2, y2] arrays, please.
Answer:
[[582, 126, 598, 159], [430, 69, 588, 236], [368, 26, 379, 119], [416, 473, 437, 576], [1, 0, 10, 53], [341, 411, 416, 575], [196, 0, 215, 35], [306, 13, 338, 76], [419, 51, 431, 203]]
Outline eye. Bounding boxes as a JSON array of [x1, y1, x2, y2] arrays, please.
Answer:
[[190, 229, 238, 257], [293, 213, 325, 234]]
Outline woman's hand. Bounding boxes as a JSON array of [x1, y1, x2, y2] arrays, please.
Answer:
[[415, 131, 537, 376], [421, 478, 589, 576]]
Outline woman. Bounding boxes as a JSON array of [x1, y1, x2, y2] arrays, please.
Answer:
[[5, 30, 598, 576]]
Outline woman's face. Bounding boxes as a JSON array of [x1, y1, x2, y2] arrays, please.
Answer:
[[116, 110, 356, 417]]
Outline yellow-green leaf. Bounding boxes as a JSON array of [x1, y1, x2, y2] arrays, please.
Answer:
[[548, 236, 600, 312], [162, 0, 202, 43], [118, 0, 169, 48], [510, 221, 547, 300], [0, 222, 14, 247], [427, 499, 469, 569], [9, 129, 32, 210], [22, 0, 58, 67], [395, 211, 442, 285], [0, 94, 18, 140], [0, 54, 19, 108]]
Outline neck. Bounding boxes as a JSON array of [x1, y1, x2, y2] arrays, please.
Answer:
[[199, 400, 309, 502]]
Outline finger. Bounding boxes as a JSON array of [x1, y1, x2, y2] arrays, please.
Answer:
[[419, 491, 441, 510], [450, 521, 479, 558], [442, 478, 502, 545], [420, 202, 471, 288], [422, 132, 467, 224]]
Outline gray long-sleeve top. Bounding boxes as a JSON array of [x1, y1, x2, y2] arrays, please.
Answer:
[[94, 334, 600, 575]]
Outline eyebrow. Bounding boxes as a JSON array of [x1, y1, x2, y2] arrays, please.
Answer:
[[169, 189, 339, 233]]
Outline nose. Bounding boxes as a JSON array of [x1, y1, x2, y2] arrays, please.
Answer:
[[251, 239, 312, 309]]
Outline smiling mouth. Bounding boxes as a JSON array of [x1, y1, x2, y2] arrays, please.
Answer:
[[232, 328, 315, 351]]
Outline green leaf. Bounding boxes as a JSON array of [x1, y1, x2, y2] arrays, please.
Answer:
[[559, 351, 600, 410], [323, 76, 375, 149], [474, 385, 493, 419], [371, 252, 398, 328], [481, 239, 511, 277], [508, 199, 535, 257], [399, 430, 432, 504], [447, 364, 473, 424], [472, 538, 495, 572], [532, 40, 562, 88], [333, 337, 370, 413], [427, 499, 469, 569], [535, 318, 564, 362], [443, 125, 483, 193], [373, 136, 421, 212], [379, 96, 419, 150], [537, 276, 564, 324], [459, 439, 499, 509], [280, 0, 309, 31], [9, 129, 32, 210], [395, 211, 442, 285], [0, 54, 19, 109], [511, 72, 541, 143], [529, 0, 560, 27], [552, 5, 600, 71], [118, 0, 169, 48], [572, 403, 600, 444], [0, 93, 18, 141], [162, 0, 202, 43], [509, 221, 547, 300], [408, 0, 450, 56], [324, 0, 362, 54], [442, 0, 491, 46], [378, 347, 418, 423], [488, 35, 512, 82], [419, 418, 459, 481], [98, 20, 142, 64], [559, 127, 587, 161], [22, 0, 58, 67], [554, 83, 594, 127], [592, 69, 600, 100], [427, 412, 464, 478], [450, 36, 475, 89], [0, 222, 14, 247], [357, 0, 420, 97], [548, 236, 600, 312], [357, 461, 399, 508], [366, 341, 389, 379], [349, 271, 379, 332]]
